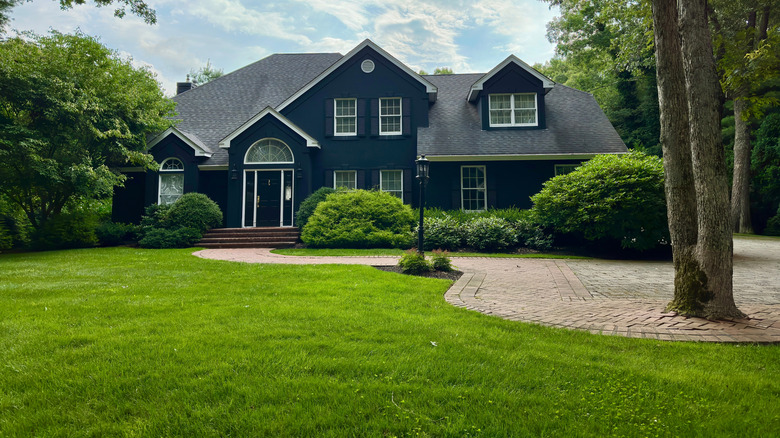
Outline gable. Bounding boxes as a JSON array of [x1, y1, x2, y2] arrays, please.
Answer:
[[219, 107, 319, 149], [147, 127, 212, 157], [468, 55, 554, 102]]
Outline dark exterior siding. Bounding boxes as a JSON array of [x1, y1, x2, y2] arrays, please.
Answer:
[[199, 170, 229, 224]]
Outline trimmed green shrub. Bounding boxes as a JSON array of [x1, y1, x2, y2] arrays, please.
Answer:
[[398, 249, 432, 274], [138, 227, 201, 249], [96, 221, 137, 246], [514, 219, 553, 251], [140, 203, 171, 230], [165, 193, 223, 232], [301, 190, 415, 248], [530, 151, 668, 251], [431, 249, 453, 272], [296, 187, 335, 228], [465, 217, 517, 251], [420, 216, 464, 251], [30, 210, 99, 250]]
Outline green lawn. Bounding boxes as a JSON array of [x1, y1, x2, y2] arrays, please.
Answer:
[[272, 247, 589, 259], [1, 248, 777, 436]]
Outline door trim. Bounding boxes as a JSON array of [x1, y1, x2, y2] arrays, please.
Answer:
[[241, 169, 295, 227]]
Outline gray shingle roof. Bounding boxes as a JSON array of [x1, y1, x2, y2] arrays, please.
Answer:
[[172, 53, 343, 165], [417, 74, 627, 158]]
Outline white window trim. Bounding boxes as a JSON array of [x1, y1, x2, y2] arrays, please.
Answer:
[[380, 169, 403, 201], [554, 164, 580, 176], [158, 157, 184, 205], [460, 165, 487, 212], [244, 138, 294, 164], [379, 97, 402, 135], [334, 98, 357, 136], [333, 170, 357, 190], [488, 93, 538, 127]]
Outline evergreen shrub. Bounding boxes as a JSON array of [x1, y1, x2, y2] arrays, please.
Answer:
[[296, 187, 335, 228], [96, 221, 137, 246], [465, 217, 517, 251], [165, 193, 223, 232], [431, 250, 453, 272], [138, 227, 201, 249], [31, 210, 99, 250], [398, 250, 432, 274], [301, 190, 415, 248], [420, 216, 463, 250]]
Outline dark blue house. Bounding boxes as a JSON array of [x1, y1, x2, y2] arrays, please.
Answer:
[[113, 40, 627, 228]]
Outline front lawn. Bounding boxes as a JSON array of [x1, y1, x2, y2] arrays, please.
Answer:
[[1, 248, 777, 436], [271, 248, 589, 259]]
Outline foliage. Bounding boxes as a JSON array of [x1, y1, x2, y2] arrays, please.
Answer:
[[0, 194, 27, 249], [765, 207, 780, 236], [0, 31, 174, 231], [189, 59, 224, 86], [296, 186, 335, 228], [29, 209, 99, 250], [96, 221, 136, 246], [464, 217, 518, 252], [514, 219, 554, 251], [138, 227, 201, 249], [301, 190, 415, 248], [139, 203, 171, 231], [0, 0, 156, 30], [0, 221, 11, 250], [165, 193, 222, 233], [433, 67, 454, 75], [420, 216, 463, 251], [430, 249, 453, 272], [398, 249, 432, 274], [751, 111, 780, 233], [531, 152, 668, 251]]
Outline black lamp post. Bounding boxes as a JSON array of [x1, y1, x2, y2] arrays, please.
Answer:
[[416, 154, 430, 255]]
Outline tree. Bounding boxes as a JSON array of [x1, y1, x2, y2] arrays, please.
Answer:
[[189, 59, 224, 86], [652, 0, 744, 318], [1, 0, 155, 30], [0, 31, 175, 230], [433, 67, 453, 75]]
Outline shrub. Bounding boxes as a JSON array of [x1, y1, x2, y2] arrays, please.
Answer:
[[96, 221, 137, 246], [301, 190, 415, 248], [431, 249, 453, 272], [398, 249, 432, 274], [530, 151, 668, 251], [165, 193, 223, 232], [765, 207, 780, 236], [296, 187, 335, 228], [465, 217, 517, 251], [30, 210, 99, 250], [514, 219, 553, 251], [420, 216, 464, 250], [0, 223, 11, 250], [138, 227, 201, 249]]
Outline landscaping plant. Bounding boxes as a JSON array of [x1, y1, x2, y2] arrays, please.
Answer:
[[138, 193, 222, 248], [465, 217, 517, 251], [430, 249, 453, 272], [398, 249, 432, 274], [295, 186, 335, 228]]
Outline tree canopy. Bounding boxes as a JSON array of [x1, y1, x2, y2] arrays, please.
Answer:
[[0, 0, 155, 30], [0, 31, 175, 229], [189, 59, 224, 86]]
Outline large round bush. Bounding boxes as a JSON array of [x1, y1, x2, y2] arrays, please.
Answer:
[[301, 190, 415, 248], [165, 193, 223, 232], [530, 151, 668, 251], [296, 186, 335, 228], [420, 216, 464, 251]]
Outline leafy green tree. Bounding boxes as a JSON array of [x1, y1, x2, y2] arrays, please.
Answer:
[[189, 59, 224, 86], [433, 67, 453, 75], [0, 31, 175, 231], [1, 0, 155, 30]]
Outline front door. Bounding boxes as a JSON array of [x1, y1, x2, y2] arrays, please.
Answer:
[[243, 170, 294, 227]]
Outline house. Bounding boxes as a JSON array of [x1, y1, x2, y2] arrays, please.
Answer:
[[112, 39, 627, 228]]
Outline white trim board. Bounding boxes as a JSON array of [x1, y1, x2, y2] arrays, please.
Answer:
[[468, 55, 555, 102], [219, 106, 320, 149]]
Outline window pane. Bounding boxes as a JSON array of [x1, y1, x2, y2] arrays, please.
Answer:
[[160, 173, 184, 205], [514, 109, 536, 124], [380, 98, 401, 134], [334, 171, 356, 189], [335, 99, 356, 116], [336, 117, 356, 134], [380, 98, 401, 116], [461, 166, 486, 211], [490, 95, 511, 109], [246, 139, 293, 163], [490, 109, 511, 125], [161, 158, 183, 171], [514, 94, 535, 109], [381, 170, 403, 199]]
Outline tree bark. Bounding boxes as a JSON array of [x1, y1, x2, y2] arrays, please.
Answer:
[[678, 0, 745, 319], [652, 0, 705, 315], [731, 96, 754, 233]]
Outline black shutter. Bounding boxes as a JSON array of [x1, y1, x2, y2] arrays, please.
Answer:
[[357, 170, 366, 189], [451, 173, 460, 210], [357, 99, 366, 136], [371, 170, 380, 190], [402, 97, 411, 135], [325, 170, 334, 188], [325, 99, 334, 137], [403, 169, 412, 204], [487, 168, 497, 208], [370, 98, 379, 136]]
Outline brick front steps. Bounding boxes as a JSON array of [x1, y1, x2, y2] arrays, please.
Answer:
[[197, 227, 300, 249]]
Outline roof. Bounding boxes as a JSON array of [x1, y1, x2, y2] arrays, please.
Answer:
[[172, 52, 343, 165], [219, 106, 321, 149], [417, 74, 628, 159], [467, 55, 554, 102]]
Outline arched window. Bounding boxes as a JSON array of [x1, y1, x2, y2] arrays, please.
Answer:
[[159, 158, 184, 205], [245, 138, 294, 164]]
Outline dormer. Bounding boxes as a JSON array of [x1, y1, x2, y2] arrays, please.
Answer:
[[468, 55, 554, 131]]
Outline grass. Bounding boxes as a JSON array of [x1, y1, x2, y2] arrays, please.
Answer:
[[271, 248, 589, 259], [1, 247, 778, 436]]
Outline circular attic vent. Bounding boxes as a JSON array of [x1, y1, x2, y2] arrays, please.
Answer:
[[361, 59, 375, 73]]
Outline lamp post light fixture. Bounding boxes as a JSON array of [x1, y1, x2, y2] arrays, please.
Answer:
[[416, 154, 430, 255]]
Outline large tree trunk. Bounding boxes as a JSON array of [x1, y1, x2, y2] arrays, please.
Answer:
[[678, 0, 745, 319], [651, 0, 704, 315], [731, 96, 754, 233]]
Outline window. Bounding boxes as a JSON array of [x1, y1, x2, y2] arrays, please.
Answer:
[[245, 138, 293, 163], [334, 98, 356, 136], [461, 166, 486, 211], [489, 93, 537, 127], [380, 170, 403, 200], [379, 97, 402, 135], [555, 164, 580, 176], [334, 170, 357, 190], [159, 158, 184, 205]]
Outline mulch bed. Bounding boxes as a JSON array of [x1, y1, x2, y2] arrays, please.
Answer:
[[373, 265, 463, 281]]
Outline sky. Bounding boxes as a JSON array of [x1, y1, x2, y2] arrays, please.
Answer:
[[6, 0, 560, 96]]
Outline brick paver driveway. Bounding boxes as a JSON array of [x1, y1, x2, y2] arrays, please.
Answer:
[[195, 236, 780, 343]]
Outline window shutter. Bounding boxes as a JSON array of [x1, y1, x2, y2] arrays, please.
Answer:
[[451, 174, 460, 210], [371, 169, 380, 190], [357, 170, 366, 189], [357, 99, 366, 136], [325, 170, 334, 188], [402, 98, 411, 135], [370, 98, 379, 136], [487, 170, 496, 208], [324, 99, 334, 137], [403, 169, 412, 204]]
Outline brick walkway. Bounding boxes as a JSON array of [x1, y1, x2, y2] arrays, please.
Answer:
[[194, 237, 780, 343]]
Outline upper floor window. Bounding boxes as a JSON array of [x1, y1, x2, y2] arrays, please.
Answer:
[[380, 170, 403, 200], [489, 93, 537, 127], [380, 97, 402, 135], [159, 158, 184, 205], [335, 98, 357, 136], [245, 138, 293, 164], [334, 170, 357, 190]]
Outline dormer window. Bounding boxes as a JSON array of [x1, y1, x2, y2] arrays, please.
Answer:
[[489, 93, 537, 127]]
